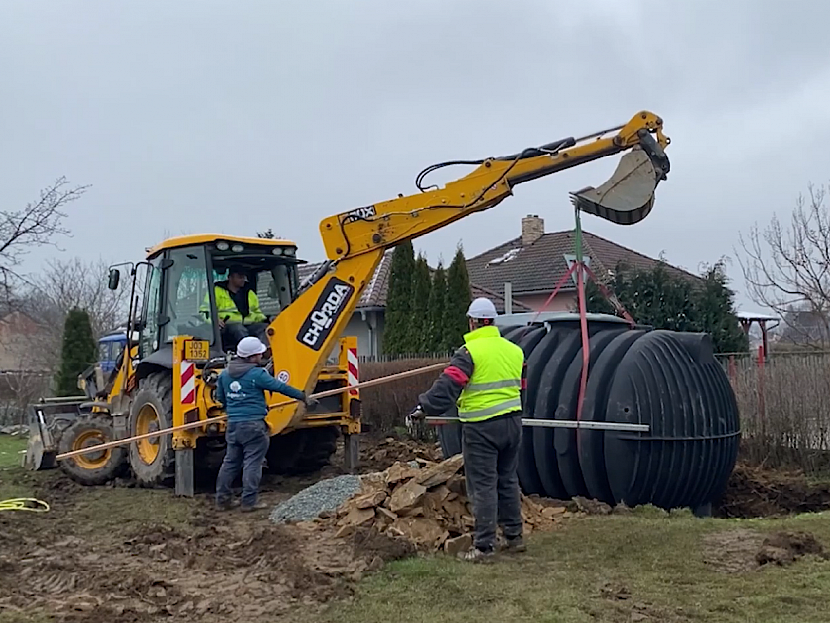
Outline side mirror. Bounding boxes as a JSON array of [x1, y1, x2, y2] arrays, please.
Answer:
[[107, 268, 120, 290]]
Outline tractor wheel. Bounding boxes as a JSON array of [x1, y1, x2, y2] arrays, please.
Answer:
[[266, 426, 339, 475], [58, 415, 128, 486], [290, 427, 340, 474], [128, 372, 175, 487], [265, 430, 307, 474]]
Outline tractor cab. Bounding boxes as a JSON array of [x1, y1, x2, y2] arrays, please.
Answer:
[[98, 330, 128, 373], [114, 234, 306, 363]]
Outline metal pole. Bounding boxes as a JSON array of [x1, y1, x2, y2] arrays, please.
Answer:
[[424, 416, 649, 433]]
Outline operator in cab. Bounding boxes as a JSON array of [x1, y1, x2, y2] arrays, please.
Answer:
[[215, 336, 319, 512], [408, 297, 527, 563], [210, 265, 268, 351]]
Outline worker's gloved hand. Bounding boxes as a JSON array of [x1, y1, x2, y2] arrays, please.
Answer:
[[304, 395, 319, 410], [406, 405, 425, 432]]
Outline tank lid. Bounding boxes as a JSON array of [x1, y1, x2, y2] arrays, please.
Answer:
[[495, 311, 630, 326]]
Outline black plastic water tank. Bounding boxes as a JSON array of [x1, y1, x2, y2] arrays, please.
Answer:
[[436, 314, 740, 512]]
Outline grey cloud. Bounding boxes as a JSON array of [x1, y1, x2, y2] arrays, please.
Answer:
[[2, 0, 829, 311]]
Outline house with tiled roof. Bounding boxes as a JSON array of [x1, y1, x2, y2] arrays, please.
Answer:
[[466, 215, 704, 312], [298, 251, 530, 358]]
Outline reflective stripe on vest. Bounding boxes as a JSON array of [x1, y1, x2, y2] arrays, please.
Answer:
[[212, 287, 262, 324], [457, 325, 524, 423]]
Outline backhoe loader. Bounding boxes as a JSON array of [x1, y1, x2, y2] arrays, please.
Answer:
[[26, 110, 670, 496]]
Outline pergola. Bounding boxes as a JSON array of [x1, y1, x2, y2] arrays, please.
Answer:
[[735, 310, 780, 358]]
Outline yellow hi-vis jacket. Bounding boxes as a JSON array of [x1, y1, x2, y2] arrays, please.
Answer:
[[457, 326, 524, 422], [201, 285, 266, 325]]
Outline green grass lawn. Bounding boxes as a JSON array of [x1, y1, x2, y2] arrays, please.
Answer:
[[0, 435, 26, 470], [309, 509, 830, 623]]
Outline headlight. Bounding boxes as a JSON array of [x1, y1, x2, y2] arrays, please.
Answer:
[[216, 241, 229, 251], [231, 244, 243, 252]]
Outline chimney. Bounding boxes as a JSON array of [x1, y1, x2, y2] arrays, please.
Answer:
[[521, 214, 544, 246]]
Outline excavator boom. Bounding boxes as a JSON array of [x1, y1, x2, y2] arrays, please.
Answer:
[[264, 110, 670, 435]]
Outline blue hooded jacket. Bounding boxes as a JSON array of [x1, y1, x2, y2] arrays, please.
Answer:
[[216, 359, 306, 423]]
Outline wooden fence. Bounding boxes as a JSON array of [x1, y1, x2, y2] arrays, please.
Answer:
[[717, 347, 830, 475]]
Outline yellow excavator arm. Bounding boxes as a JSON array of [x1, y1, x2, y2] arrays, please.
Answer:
[[264, 110, 670, 435]]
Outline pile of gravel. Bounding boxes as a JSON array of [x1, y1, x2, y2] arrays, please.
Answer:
[[270, 474, 362, 524]]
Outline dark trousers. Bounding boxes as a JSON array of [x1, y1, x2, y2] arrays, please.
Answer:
[[222, 322, 268, 351], [215, 420, 270, 508], [462, 413, 523, 552]]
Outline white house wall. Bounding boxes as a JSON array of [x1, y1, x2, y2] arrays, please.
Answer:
[[341, 309, 385, 359]]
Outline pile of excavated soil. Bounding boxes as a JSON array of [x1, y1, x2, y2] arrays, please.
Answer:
[[703, 528, 829, 573], [359, 436, 443, 473], [716, 463, 830, 518], [316, 454, 566, 555]]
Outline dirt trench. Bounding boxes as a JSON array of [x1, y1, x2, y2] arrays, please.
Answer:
[[715, 462, 830, 518]]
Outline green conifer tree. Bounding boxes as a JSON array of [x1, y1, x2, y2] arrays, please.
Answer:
[[427, 262, 448, 353], [411, 253, 432, 353], [56, 307, 97, 397], [695, 260, 749, 353], [444, 244, 472, 350], [585, 260, 748, 354], [382, 241, 416, 354]]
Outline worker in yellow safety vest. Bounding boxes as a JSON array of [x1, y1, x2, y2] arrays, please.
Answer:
[[409, 297, 527, 562], [204, 265, 268, 352]]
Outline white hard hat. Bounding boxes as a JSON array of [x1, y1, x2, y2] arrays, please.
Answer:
[[237, 336, 267, 358], [466, 297, 498, 319]]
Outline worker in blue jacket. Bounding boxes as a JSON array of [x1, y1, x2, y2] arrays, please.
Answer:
[[215, 336, 318, 512]]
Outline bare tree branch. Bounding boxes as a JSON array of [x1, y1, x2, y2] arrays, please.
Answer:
[[0, 177, 89, 296], [12, 258, 129, 374], [736, 182, 830, 347]]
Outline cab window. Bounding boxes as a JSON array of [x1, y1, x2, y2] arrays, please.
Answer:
[[161, 247, 214, 344]]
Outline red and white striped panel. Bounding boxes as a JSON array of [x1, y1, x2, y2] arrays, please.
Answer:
[[181, 362, 196, 405], [347, 347, 358, 396]]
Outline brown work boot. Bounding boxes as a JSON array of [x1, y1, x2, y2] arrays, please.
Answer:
[[241, 502, 270, 513], [215, 499, 240, 512], [501, 536, 526, 553]]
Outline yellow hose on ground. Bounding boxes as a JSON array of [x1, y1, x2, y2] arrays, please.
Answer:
[[0, 498, 50, 512]]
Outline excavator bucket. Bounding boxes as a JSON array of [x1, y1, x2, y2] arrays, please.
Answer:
[[570, 143, 669, 226]]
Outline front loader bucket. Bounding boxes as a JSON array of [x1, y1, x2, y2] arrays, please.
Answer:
[[23, 399, 85, 470], [570, 145, 668, 226], [25, 405, 57, 470]]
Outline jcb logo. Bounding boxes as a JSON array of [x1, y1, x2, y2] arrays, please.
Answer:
[[342, 205, 376, 224], [297, 277, 354, 351]]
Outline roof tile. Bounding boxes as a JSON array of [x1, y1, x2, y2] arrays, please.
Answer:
[[466, 229, 702, 296]]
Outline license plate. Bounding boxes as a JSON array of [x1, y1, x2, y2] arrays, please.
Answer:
[[184, 339, 210, 362]]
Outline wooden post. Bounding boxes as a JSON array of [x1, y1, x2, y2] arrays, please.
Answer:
[[757, 343, 766, 430]]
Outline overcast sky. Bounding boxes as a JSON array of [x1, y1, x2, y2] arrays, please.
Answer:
[[3, 0, 829, 312]]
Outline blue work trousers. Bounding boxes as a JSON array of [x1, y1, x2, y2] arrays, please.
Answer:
[[215, 420, 270, 508]]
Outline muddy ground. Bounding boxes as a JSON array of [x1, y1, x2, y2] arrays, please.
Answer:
[[714, 462, 830, 518], [0, 435, 428, 623], [3, 437, 830, 623]]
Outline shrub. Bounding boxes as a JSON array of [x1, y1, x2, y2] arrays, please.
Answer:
[[359, 356, 447, 436]]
